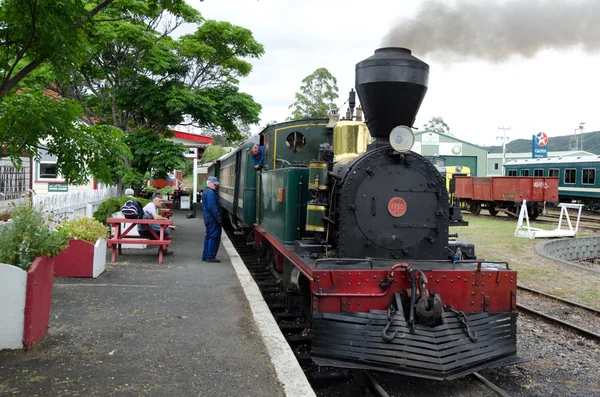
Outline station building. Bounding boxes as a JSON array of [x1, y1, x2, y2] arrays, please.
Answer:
[[412, 131, 488, 176]]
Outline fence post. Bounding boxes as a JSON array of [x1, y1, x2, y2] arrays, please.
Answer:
[[86, 203, 94, 217]]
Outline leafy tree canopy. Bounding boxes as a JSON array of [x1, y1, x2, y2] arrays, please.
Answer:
[[0, 0, 196, 99], [423, 116, 450, 133], [288, 68, 338, 120], [59, 11, 264, 143], [0, 90, 131, 185], [202, 145, 227, 163]]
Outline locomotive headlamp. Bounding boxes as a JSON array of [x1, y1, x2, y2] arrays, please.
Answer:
[[389, 126, 415, 152], [456, 165, 463, 172]]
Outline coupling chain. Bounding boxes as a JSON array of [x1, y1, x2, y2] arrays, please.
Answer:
[[381, 305, 399, 342], [447, 305, 478, 342]]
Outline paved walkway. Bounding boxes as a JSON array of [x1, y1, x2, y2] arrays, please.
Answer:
[[0, 211, 284, 397]]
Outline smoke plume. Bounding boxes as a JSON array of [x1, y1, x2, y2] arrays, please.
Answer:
[[381, 0, 600, 62]]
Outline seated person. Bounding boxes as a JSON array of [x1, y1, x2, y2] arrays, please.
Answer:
[[251, 144, 264, 170], [138, 194, 178, 253]]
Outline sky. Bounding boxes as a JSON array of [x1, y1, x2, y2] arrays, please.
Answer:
[[178, 0, 600, 148]]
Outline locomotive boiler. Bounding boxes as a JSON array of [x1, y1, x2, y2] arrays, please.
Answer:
[[211, 47, 521, 380]]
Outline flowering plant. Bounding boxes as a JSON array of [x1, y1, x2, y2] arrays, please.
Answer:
[[57, 216, 110, 243]]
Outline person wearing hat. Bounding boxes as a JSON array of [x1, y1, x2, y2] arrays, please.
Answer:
[[251, 144, 264, 170], [201, 176, 222, 262]]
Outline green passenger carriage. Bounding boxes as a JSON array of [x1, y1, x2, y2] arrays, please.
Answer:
[[504, 156, 600, 210]]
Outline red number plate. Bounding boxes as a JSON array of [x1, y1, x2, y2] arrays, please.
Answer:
[[387, 197, 407, 217]]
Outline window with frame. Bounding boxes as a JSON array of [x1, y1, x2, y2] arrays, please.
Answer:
[[37, 148, 62, 180], [582, 168, 596, 185], [493, 162, 499, 171], [534, 169, 544, 177], [564, 168, 576, 184], [549, 168, 559, 177], [507, 169, 517, 176], [520, 169, 530, 176]]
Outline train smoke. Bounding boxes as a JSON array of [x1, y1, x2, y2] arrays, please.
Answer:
[[381, 0, 600, 62]]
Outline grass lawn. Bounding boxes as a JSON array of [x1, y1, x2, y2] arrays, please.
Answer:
[[451, 213, 600, 309]]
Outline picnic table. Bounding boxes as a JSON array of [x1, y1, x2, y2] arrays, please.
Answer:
[[106, 218, 173, 264]]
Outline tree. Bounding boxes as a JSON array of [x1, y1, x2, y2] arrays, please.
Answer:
[[58, 12, 264, 142], [288, 68, 338, 120], [202, 145, 227, 162], [423, 117, 450, 133], [0, 89, 130, 185], [0, 0, 193, 99], [52, 5, 264, 186]]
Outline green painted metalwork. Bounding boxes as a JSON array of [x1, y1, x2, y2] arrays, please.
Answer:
[[306, 203, 327, 232], [236, 145, 258, 225], [308, 161, 329, 190], [259, 167, 309, 245], [259, 119, 331, 170]]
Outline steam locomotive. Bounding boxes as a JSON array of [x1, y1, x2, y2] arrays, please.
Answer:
[[209, 47, 520, 380]]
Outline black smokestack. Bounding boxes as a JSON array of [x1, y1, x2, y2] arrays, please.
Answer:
[[382, 0, 600, 62]]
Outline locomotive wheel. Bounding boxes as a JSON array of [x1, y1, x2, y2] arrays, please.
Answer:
[[488, 206, 498, 216], [469, 202, 482, 215]]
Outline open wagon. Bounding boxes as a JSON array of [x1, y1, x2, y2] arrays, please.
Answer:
[[453, 176, 559, 219]]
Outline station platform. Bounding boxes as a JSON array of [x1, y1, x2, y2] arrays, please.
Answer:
[[0, 211, 285, 396]]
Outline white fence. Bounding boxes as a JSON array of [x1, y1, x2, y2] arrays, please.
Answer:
[[33, 187, 119, 225]]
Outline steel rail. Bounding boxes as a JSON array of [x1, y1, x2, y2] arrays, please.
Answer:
[[517, 303, 600, 341], [518, 286, 600, 315], [363, 371, 390, 397], [472, 372, 512, 397]]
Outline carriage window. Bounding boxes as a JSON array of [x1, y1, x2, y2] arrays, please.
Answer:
[[285, 131, 306, 152], [549, 169, 559, 177], [534, 169, 544, 177], [564, 168, 576, 184], [507, 169, 517, 176], [520, 169, 530, 176], [582, 168, 596, 185]]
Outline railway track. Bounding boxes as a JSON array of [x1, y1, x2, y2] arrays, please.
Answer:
[[517, 285, 600, 342]]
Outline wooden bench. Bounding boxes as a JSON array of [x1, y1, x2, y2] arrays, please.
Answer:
[[106, 218, 173, 264], [161, 209, 173, 219]]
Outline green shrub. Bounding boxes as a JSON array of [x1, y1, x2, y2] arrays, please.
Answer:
[[159, 185, 175, 196], [0, 201, 69, 270], [93, 196, 152, 224], [93, 198, 121, 224], [57, 216, 110, 243]]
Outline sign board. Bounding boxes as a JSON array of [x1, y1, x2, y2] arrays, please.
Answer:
[[48, 183, 68, 193], [184, 147, 198, 159], [532, 132, 548, 158], [180, 196, 191, 210]]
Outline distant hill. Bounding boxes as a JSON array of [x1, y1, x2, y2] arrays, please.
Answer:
[[484, 131, 600, 155]]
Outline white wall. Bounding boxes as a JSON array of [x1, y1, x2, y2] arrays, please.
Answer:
[[0, 264, 27, 349]]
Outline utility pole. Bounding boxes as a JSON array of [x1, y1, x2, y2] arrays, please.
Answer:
[[579, 122, 585, 151], [497, 126, 511, 176]]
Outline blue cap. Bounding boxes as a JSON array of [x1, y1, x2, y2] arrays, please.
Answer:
[[208, 176, 220, 185]]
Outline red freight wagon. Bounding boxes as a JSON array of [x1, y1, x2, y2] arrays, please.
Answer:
[[454, 176, 559, 220]]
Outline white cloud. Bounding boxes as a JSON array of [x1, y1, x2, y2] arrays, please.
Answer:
[[184, 0, 600, 147]]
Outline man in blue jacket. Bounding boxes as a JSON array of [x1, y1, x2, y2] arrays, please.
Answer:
[[201, 176, 222, 263], [251, 144, 264, 170]]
